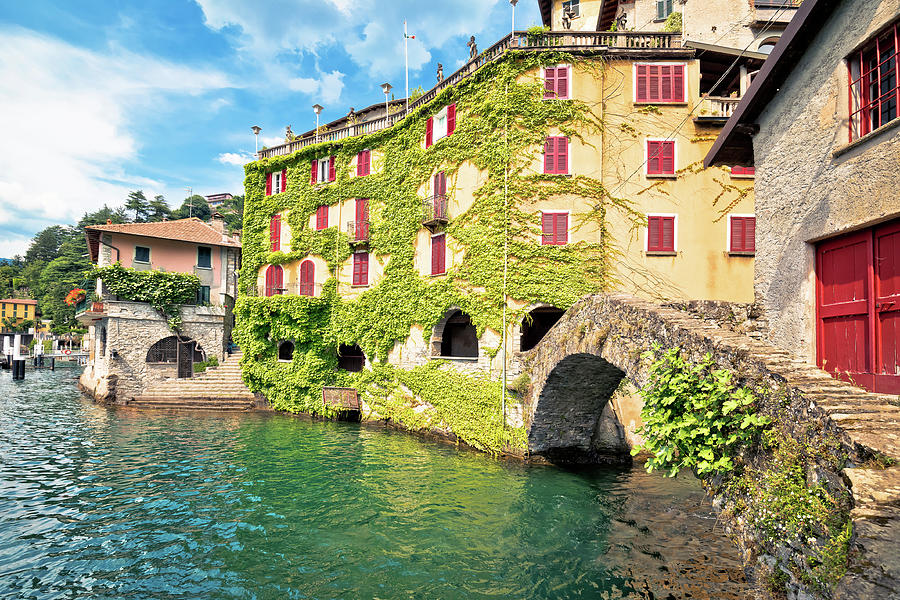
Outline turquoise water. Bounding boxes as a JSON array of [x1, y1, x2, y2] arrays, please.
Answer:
[[0, 369, 749, 599]]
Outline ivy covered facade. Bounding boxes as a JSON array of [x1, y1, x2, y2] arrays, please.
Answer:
[[237, 29, 758, 453]]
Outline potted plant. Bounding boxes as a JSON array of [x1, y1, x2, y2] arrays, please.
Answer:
[[64, 288, 86, 307]]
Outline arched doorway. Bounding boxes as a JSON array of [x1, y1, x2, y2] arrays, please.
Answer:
[[264, 265, 284, 297], [299, 260, 315, 296], [337, 344, 365, 372], [278, 340, 295, 361], [520, 306, 565, 351], [146, 336, 205, 378], [433, 309, 478, 358]]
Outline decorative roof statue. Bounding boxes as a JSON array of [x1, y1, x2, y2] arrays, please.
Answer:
[[467, 36, 478, 61], [436, 63, 444, 83], [562, 7, 575, 30], [285, 125, 294, 141], [616, 12, 628, 31]]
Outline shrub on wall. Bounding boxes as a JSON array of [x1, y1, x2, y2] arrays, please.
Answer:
[[93, 263, 200, 330]]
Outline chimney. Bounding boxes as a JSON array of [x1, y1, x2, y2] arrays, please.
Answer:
[[210, 212, 226, 235]]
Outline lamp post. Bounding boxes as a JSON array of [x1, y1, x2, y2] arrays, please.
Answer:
[[313, 104, 324, 144], [381, 82, 392, 124], [510, 0, 518, 38], [251, 125, 261, 157]]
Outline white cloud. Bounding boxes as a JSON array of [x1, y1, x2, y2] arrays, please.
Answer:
[[0, 27, 234, 254], [217, 152, 253, 166]]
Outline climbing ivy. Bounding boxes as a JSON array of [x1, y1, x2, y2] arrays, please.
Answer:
[[93, 263, 199, 330]]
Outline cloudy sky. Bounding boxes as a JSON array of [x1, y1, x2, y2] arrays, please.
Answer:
[[0, 0, 542, 257]]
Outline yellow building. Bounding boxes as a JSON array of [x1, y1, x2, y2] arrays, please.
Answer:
[[0, 298, 37, 331]]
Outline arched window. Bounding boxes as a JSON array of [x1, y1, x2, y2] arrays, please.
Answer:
[[146, 336, 204, 363], [278, 340, 295, 361], [435, 310, 478, 358], [299, 260, 315, 296], [337, 344, 365, 372], [520, 306, 565, 351], [757, 37, 779, 54], [264, 265, 284, 297]]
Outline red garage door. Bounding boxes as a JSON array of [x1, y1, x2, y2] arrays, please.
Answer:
[[817, 219, 900, 393]]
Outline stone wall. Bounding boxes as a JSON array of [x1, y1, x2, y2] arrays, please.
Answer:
[[753, 0, 900, 363], [79, 301, 226, 402]]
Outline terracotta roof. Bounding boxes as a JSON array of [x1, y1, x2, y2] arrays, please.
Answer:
[[85, 218, 240, 263], [0, 298, 37, 305]]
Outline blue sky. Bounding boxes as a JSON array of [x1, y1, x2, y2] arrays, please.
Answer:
[[0, 0, 542, 257]]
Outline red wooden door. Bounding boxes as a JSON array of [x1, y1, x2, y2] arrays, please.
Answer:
[[264, 265, 283, 297], [356, 198, 369, 241], [875, 220, 900, 392], [817, 219, 900, 393], [299, 260, 315, 296]]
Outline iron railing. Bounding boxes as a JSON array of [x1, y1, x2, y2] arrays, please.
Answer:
[[422, 195, 449, 226], [347, 220, 371, 244]]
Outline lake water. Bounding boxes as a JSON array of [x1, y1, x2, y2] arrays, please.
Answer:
[[0, 369, 749, 599]]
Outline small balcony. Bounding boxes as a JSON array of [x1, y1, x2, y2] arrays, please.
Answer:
[[75, 300, 106, 325], [693, 96, 741, 124], [347, 220, 370, 246], [422, 195, 449, 229]]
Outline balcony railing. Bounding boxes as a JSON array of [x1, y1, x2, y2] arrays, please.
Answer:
[[694, 96, 741, 121], [422, 195, 449, 227], [347, 220, 371, 244], [258, 31, 682, 159]]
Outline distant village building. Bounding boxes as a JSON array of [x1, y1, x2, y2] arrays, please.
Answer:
[[707, 0, 900, 393], [205, 193, 233, 209], [0, 298, 36, 331], [78, 216, 241, 402]]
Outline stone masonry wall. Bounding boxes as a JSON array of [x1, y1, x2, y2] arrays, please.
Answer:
[[752, 0, 900, 363], [79, 301, 226, 402]]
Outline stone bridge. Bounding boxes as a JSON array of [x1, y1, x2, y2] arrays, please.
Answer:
[[521, 294, 900, 597]]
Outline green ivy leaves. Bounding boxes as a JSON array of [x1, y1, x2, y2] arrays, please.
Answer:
[[92, 262, 199, 330]]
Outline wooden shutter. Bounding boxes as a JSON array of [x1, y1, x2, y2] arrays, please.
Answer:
[[730, 216, 756, 252], [426, 117, 433, 148], [557, 66, 569, 99], [544, 137, 554, 173], [544, 67, 556, 99], [647, 141, 661, 174], [353, 252, 368, 286], [328, 156, 336, 181], [270, 214, 281, 252], [265, 265, 283, 296], [299, 260, 314, 296], [265, 172, 272, 196], [435, 171, 447, 195], [356, 198, 369, 241], [281, 169, 287, 193], [671, 64, 684, 101], [447, 104, 456, 136], [648, 216, 675, 252], [316, 205, 328, 230], [636, 64, 649, 102], [265, 265, 274, 296], [357, 150, 370, 176], [274, 265, 283, 294], [310, 159, 318, 184], [556, 137, 568, 174], [542, 213, 554, 245], [647, 141, 674, 174], [432, 234, 446, 275], [661, 141, 674, 173], [555, 213, 568, 245]]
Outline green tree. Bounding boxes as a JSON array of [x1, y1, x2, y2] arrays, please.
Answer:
[[125, 190, 151, 222], [78, 205, 128, 229], [148, 195, 172, 222], [221, 194, 244, 232], [172, 195, 211, 221], [38, 239, 92, 328]]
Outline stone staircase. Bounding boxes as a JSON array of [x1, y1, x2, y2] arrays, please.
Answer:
[[128, 351, 257, 411]]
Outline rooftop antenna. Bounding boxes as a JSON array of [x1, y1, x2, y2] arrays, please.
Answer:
[[184, 187, 192, 218]]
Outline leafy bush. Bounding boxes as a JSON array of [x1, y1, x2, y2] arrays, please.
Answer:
[[663, 11, 682, 33], [92, 263, 199, 330], [633, 346, 769, 476]]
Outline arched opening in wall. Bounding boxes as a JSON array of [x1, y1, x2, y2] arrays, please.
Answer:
[[146, 336, 205, 378], [434, 309, 478, 358], [529, 353, 629, 464], [757, 36, 780, 54], [337, 344, 365, 372], [520, 306, 565, 351], [278, 341, 295, 361]]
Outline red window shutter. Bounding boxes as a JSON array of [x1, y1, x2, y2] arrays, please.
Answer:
[[648, 65, 660, 101], [274, 265, 283, 293], [265, 172, 272, 196], [731, 216, 756, 252], [662, 217, 674, 251], [438, 171, 446, 195], [541, 213, 554, 244], [544, 137, 555, 173], [328, 156, 336, 182], [636, 64, 648, 102], [731, 166, 755, 176], [557, 66, 569, 99], [672, 64, 684, 102], [270, 214, 281, 252], [357, 150, 370, 176], [544, 67, 556, 99], [648, 216, 661, 250], [432, 234, 446, 275], [425, 117, 433, 148], [648, 216, 675, 252], [556, 137, 568, 174], [661, 141, 674, 174], [353, 253, 369, 286], [310, 159, 318, 184], [660, 65, 673, 100], [447, 103, 456, 136], [299, 260, 314, 296], [745, 217, 756, 252], [556, 213, 568, 245], [281, 169, 287, 193], [316, 205, 328, 230], [647, 141, 674, 174], [356, 198, 369, 241], [264, 265, 273, 296]]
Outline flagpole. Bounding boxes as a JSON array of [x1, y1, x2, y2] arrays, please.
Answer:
[[404, 20, 410, 115]]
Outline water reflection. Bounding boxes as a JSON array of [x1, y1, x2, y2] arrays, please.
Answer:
[[0, 370, 748, 599]]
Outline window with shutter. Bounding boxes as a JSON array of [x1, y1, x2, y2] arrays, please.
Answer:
[[433, 171, 448, 220], [355, 198, 369, 241], [299, 260, 315, 296], [426, 117, 433, 148], [544, 65, 570, 99], [431, 233, 446, 275], [270, 214, 281, 252], [281, 169, 287, 193], [544, 136, 569, 174], [447, 103, 456, 136], [635, 63, 685, 103], [541, 212, 568, 245], [656, 0, 674, 19], [310, 159, 318, 185], [264, 265, 284, 297], [266, 172, 273, 195], [328, 156, 336, 181], [646, 140, 675, 175], [729, 216, 756, 253], [357, 150, 370, 176], [353, 252, 369, 286], [647, 216, 676, 252], [316, 205, 328, 230]]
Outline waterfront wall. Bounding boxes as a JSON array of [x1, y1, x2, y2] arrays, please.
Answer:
[[79, 301, 226, 402]]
